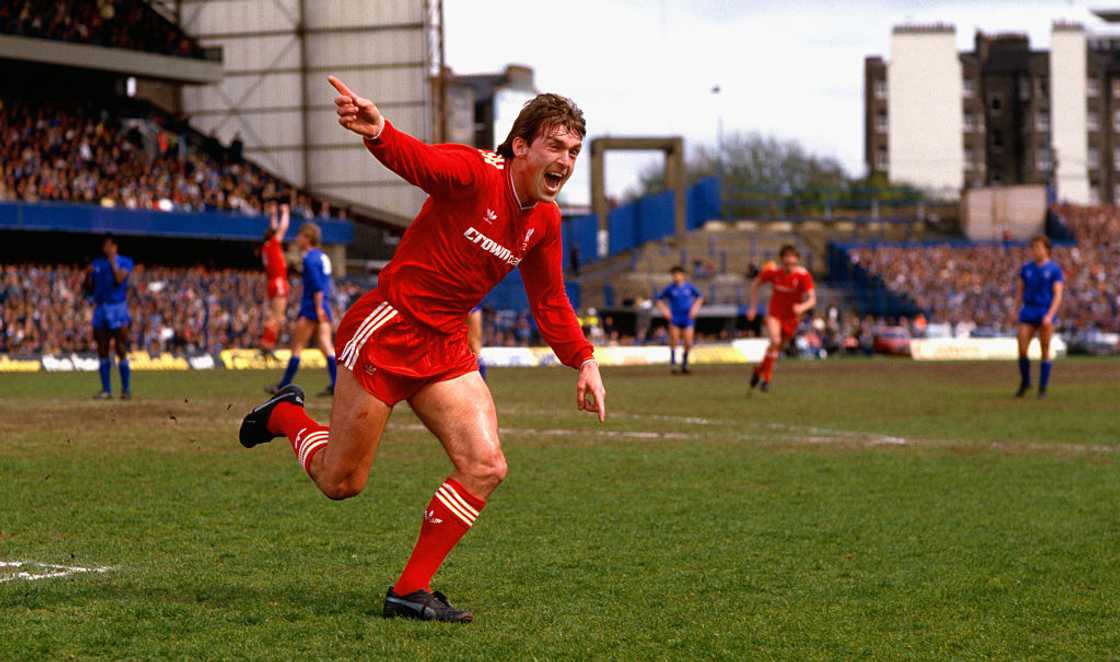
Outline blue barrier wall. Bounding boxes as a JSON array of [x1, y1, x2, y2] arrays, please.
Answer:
[[0, 201, 353, 244], [561, 213, 598, 271], [561, 176, 722, 265], [481, 268, 581, 312]]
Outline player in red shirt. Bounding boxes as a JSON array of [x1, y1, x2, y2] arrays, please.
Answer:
[[238, 76, 606, 623], [259, 201, 290, 356], [747, 244, 816, 392]]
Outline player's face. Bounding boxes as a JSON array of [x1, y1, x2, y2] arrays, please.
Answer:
[[102, 239, 117, 257], [516, 125, 581, 203], [1031, 241, 1049, 262], [672, 271, 686, 285], [296, 233, 309, 251], [781, 253, 799, 271]]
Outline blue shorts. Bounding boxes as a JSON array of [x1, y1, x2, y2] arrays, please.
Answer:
[[298, 300, 333, 322], [1018, 305, 1053, 326], [670, 315, 694, 329], [92, 301, 130, 331]]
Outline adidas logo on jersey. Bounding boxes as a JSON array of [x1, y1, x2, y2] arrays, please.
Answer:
[[484, 208, 498, 223]]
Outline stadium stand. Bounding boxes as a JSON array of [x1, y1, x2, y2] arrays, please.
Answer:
[[0, 94, 342, 218], [0, 263, 366, 356], [835, 205, 1119, 334], [0, 0, 206, 59]]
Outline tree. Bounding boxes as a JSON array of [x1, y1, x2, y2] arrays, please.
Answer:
[[629, 132, 921, 219]]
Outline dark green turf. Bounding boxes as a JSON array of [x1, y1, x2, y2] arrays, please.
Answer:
[[1, 359, 1118, 659]]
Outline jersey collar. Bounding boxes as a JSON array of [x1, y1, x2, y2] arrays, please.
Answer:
[[507, 167, 537, 213]]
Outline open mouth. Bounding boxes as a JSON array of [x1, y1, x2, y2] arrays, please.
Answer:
[[543, 171, 564, 192]]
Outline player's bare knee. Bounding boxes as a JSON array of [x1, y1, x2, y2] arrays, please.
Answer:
[[321, 475, 365, 500], [466, 451, 507, 490]]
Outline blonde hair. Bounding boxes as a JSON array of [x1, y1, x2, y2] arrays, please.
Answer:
[[299, 222, 321, 247]]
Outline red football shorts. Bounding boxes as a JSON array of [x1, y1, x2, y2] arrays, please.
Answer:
[[267, 276, 290, 299], [334, 289, 479, 406], [768, 314, 799, 341]]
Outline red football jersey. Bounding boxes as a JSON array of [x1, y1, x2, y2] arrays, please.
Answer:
[[262, 237, 286, 279], [363, 120, 593, 369], [760, 263, 814, 320]]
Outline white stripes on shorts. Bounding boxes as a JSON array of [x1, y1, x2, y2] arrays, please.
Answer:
[[338, 301, 398, 370]]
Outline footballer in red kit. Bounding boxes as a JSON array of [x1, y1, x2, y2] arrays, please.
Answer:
[[748, 244, 816, 392], [239, 75, 605, 623], [259, 202, 290, 355]]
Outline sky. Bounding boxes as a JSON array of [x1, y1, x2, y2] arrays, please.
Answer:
[[443, 0, 1110, 205]]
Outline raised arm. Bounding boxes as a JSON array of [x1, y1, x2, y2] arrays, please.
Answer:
[[520, 223, 605, 422], [277, 203, 290, 238], [330, 75, 479, 196]]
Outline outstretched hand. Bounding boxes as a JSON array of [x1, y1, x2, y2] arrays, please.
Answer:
[[576, 360, 606, 423], [328, 75, 384, 140]]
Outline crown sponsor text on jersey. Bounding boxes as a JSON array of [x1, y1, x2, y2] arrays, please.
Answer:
[[464, 227, 522, 266]]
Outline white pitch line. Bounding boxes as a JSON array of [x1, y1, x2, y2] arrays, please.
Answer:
[[0, 560, 112, 583]]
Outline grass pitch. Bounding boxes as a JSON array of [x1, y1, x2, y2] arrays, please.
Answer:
[[1, 359, 1118, 660]]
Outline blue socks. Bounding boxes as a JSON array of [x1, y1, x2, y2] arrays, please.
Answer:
[[326, 355, 337, 389], [1018, 356, 1030, 388], [98, 358, 112, 394], [119, 358, 131, 394], [1039, 360, 1052, 392], [682, 349, 690, 370], [669, 348, 676, 366], [279, 355, 300, 387]]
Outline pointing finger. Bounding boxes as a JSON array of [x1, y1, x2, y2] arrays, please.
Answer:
[[328, 75, 356, 99]]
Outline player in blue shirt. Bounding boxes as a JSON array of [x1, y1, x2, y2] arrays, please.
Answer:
[[1015, 235, 1064, 398], [468, 305, 487, 381], [85, 235, 134, 400], [269, 223, 338, 396], [656, 266, 704, 374]]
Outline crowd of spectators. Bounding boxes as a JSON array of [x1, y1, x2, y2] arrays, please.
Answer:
[[0, 0, 205, 59], [0, 263, 365, 356], [0, 96, 344, 219], [848, 205, 1119, 333]]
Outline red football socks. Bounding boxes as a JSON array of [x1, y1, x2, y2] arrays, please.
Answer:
[[268, 402, 328, 476], [393, 478, 486, 596], [756, 349, 779, 382], [261, 322, 278, 350]]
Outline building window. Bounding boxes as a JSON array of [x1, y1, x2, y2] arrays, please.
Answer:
[[992, 172, 1003, 184], [1036, 148, 1052, 172], [1089, 147, 1100, 168], [877, 146, 888, 168], [875, 110, 888, 133], [874, 80, 887, 99], [1113, 146, 1120, 164], [1019, 78, 1031, 101], [1090, 184, 1100, 204], [1088, 78, 1100, 97], [1036, 113, 1050, 132], [1113, 110, 1120, 131], [1088, 112, 1100, 132], [1113, 184, 1120, 203], [992, 130, 1004, 150], [1036, 77, 1049, 98], [963, 79, 975, 98], [1112, 79, 1120, 98], [963, 111, 976, 131], [989, 93, 1003, 115]]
